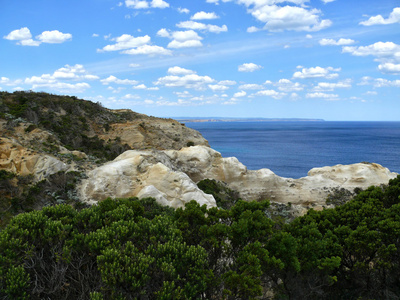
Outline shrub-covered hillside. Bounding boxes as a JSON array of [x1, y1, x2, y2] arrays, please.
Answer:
[[1, 176, 400, 299]]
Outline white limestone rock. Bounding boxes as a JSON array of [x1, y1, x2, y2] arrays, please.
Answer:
[[79, 145, 398, 211], [79, 149, 217, 209]]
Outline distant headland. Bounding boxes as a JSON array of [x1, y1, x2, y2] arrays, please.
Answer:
[[175, 117, 325, 123]]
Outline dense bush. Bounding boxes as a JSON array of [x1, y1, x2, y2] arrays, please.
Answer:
[[1, 176, 400, 299]]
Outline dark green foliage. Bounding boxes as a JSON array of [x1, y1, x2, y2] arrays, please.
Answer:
[[197, 178, 241, 209], [1, 174, 400, 299]]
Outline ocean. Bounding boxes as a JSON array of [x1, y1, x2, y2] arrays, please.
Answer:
[[185, 121, 400, 179]]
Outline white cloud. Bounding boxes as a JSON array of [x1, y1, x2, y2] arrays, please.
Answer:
[[101, 75, 138, 85], [378, 62, 400, 74], [208, 84, 229, 91], [176, 21, 228, 33], [239, 2, 332, 32], [125, 0, 149, 9], [191, 11, 219, 20], [178, 7, 190, 14], [306, 92, 339, 100], [321, 0, 335, 3], [133, 84, 148, 89], [255, 89, 286, 99], [247, 26, 260, 33], [218, 80, 236, 85], [36, 30, 72, 44], [155, 73, 215, 90], [319, 38, 355, 46], [122, 44, 172, 55], [360, 7, 400, 26], [4, 27, 32, 41], [156, 28, 170, 38], [168, 39, 203, 48], [158, 29, 203, 49], [312, 79, 352, 91], [238, 83, 264, 90], [238, 63, 263, 72], [306, 34, 313, 39], [123, 94, 141, 99], [360, 77, 400, 88], [92, 33, 99, 37], [150, 0, 169, 8], [233, 91, 247, 97], [342, 42, 400, 59], [293, 66, 340, 79], [167, 66, 196, 75], [275, 79, 304, 92], [4, 27, 71, 46], [98, 34, 151, 52], [129, 63, 140, 68]]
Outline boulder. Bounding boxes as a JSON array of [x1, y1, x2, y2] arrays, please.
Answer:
[[79, 145, 398, 211]]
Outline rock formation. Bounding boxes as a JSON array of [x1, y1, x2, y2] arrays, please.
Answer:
[[79, 146, 398, 212]]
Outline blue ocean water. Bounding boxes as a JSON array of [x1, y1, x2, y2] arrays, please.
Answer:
[[186, 121, 400, 179]]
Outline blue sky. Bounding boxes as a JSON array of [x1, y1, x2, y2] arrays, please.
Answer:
[[1, 0, 399, 120]]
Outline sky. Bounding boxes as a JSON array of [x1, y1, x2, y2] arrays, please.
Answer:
[[1, 0, 400, 121]]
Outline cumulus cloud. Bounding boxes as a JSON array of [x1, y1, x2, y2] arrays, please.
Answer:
[[4, 27, 33, 41], [360, 7, 400, 26], [342, 41, 400, 58], [24, 66, 93, 93], [98, 34, 151, 52], [218, 80, 236, 85], [208, 84, 229, 91], [319, 38, 355, 46], [233, 91, 247, 97], [154, 71, 215, 90], [125, 0, 169, 9], [254, 89, 286, 99], [122, 44, 172, 55], [4, 27, 71, 46], [100, 75, 138, 85], [306, 92, 339, 100], [359, 76, 400, 88], [36, 30, 72, 44], [378, 63, 400, 74], [167, 66, 196, 75], [178, 7, 190, 13], [237, 1, 332, 32], [238, 83, 264, 90], [157, 29, 203, 49], [238, 63, 263, 72], [293, 66, 340, 79], [275, 79, 304, 92], [176, 21, 228, 33], [150, 0, 169, 8], [191, 11, 219, 20], [312, 79, 352, 91]]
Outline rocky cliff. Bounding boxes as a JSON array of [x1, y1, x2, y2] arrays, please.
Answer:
[[0, 91, 398, 221], [79, 145, 397, 213]]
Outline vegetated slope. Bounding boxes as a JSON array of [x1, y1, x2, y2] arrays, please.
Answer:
[[0, 91, 208, 161], [0, 91, 208, 227]]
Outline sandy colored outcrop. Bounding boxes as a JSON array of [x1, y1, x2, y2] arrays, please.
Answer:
[[0, 137, 68, 181], [79, 146, 397, 211], [98, 118, 209, 150], [79, 149, 216, 208]]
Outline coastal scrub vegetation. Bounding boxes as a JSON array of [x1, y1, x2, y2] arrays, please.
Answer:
[[0, 91, 136, 162], [1, 176, 400, 299]]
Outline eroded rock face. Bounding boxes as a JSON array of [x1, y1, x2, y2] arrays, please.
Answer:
[[79, 149, 216, 208], [79, 145, 398, 211], [0, 137, 68, 181]]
